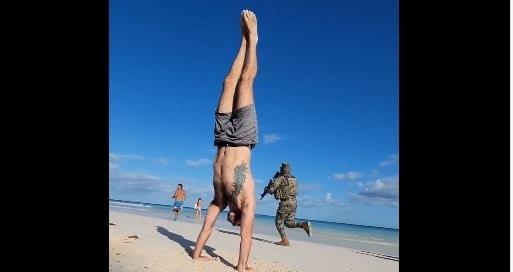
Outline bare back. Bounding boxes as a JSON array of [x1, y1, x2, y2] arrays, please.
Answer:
[[214, 145, 255, 213]]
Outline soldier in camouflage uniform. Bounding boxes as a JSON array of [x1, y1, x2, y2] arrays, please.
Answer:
[[262, 163, 312, 246]]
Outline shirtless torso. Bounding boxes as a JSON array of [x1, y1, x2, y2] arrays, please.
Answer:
[[214, 145, 255, 226]]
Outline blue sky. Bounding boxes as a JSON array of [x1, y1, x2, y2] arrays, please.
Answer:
[[109, 0, 398, 229]]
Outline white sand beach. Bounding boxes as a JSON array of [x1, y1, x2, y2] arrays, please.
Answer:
[[109, 210, 398, 272]]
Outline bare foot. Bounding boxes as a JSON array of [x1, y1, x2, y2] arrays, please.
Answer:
[[240, 11, 248, 43], [242, 10, 258, 43]]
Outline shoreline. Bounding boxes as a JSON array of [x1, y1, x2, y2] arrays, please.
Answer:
[[109, 209, 399, 272], [109, 199, 399, 230], [110, 202, 399, 257]]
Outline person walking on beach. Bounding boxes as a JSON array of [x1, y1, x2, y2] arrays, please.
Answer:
[[171, 183, 187, 221], [261, 163, 312, 246], [192, 10, 259, 272], [194, 197, 203, 219]]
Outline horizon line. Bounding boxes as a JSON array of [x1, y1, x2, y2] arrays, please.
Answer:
[[109, 198, 399, 231]]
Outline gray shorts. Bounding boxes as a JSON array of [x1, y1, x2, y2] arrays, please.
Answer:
[[214, 104, 258, 149]]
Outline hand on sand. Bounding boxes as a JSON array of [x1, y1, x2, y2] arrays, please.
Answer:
[[193, 255, 214, 262]]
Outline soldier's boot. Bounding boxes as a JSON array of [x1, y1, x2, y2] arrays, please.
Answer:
[[302, 221, 312, 237], [274, 236, 290, 246]]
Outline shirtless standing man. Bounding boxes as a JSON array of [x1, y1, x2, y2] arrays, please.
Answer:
[[192, 9, 259, 272]]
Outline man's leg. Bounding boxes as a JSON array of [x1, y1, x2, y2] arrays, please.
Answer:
[[284, 205, 312, 237], [283, 210, 302, 228], [233, 10, 258, 111], [274, 207, 290, 246], [216, 12, 249, 114]]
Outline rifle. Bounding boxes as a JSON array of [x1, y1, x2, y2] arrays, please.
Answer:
[[260, 171, 280, 200]]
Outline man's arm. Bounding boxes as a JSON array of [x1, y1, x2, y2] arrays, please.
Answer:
[[237, 200, 255, 271], [266, 176, 282, 194]]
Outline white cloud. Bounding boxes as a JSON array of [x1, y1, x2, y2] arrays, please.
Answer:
[[378, 154, 399, 167], [109, 153, 169, 194], [352, 176, 399, 207], [183, 185, 213, 199], [108, 152, 215, 203], [110, 168, 161, 182], [109, 163, 214, 201], [109, 153, 145, 161], [332, 173, 346, 180], [110, 168, 169, 194], [331, 171, 362, 181], [153, 158, 169, 165], [185, 158, 211, 167], [298, 193, 345, 208], [347, 171, 362, 180], [263, 133, 283, 144], [325, 193, 333, 202]]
